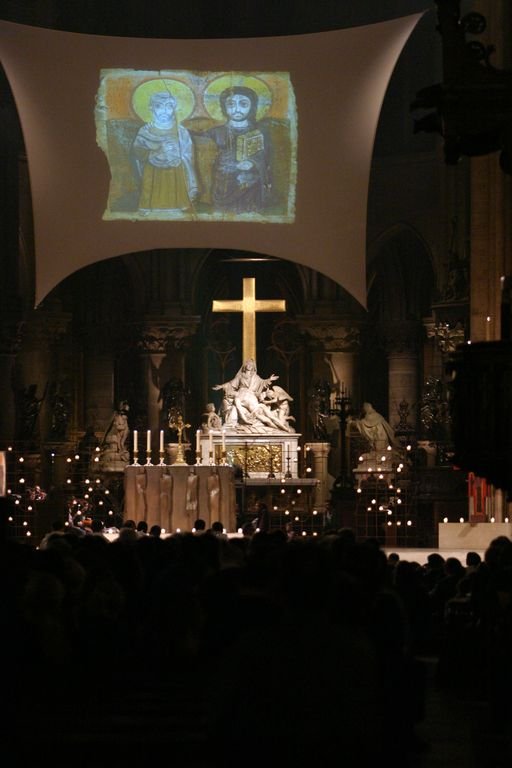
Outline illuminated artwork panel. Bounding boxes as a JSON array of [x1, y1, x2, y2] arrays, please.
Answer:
[[97, 70, 297, 222]]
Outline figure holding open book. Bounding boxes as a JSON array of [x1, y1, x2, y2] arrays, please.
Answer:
[[204, 86, 271, 213]]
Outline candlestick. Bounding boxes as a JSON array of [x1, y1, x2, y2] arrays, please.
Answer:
[[196, 429, 201, 454], [158, 429, 165, 466], [146, 429, 152, 465]]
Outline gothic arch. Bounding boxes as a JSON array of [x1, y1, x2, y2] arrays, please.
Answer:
[[367, 224, 435, 323]]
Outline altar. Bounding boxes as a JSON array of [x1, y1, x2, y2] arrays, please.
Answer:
[[199, 431, 301, 478], [124, 464, 236, 533]]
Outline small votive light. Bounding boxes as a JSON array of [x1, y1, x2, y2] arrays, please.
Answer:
[[443, 517, 448, 523], [459, 518, 464, 523], [296, 489, 302, 494], [176, 528, 181, 533], [505, 517, 509, 523], [396, 521, 401, 526], [407, 520, 412, 526], [371, 498, 376, 505], [74, 454, 80, 460], [387, 445, 392, 451], [388, 510, 392, 516], [302, 531, 307, 537], [357, 488, 362, 494], [387, 521, 392, 526], [67, 457, 72, 463], [490, 517, 495, 523], [19, 457, 24, 463], [285, 510, 290, 515], [359, 456, 364, 462], [381, 455, 386, 462], [294, 516, 299, 521], [313, 509, 318, 516]]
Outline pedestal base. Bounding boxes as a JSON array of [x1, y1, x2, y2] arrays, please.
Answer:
[[438, 522, 512, 550], [200, 432, 301, 478]]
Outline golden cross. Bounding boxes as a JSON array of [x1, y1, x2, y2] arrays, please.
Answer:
[[212, 277, 286, 362]]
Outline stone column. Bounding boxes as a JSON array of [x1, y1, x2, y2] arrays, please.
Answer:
[[300, 319, 361, 478], [306, 441, 331, 511], [0, 318, 24, 442], [302, 321, 361, 400], [381, 320, 422, 432], [137, 319, 200, 434]]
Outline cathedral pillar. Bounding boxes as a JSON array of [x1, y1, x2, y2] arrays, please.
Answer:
[[137, 319, 200, 433], [381, 321, 422, 433], [300, 319, 361, 478], [302, 321, 361, 399], [16, 305, 72, 443], [0, 319, 24, 442]]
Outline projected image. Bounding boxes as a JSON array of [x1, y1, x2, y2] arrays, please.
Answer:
[[96, 71, 297, 223]]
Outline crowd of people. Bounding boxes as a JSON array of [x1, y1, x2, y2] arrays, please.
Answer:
[[3, 515, 511, 767]]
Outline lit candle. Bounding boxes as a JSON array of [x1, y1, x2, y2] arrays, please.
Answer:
[[221, 429, 226, 452], [196, 429, 201, 454], [133, 430, 138, 452], [159, 429, 164, 453], [146, 429, 151, 453], [209, 429, 213, 456]]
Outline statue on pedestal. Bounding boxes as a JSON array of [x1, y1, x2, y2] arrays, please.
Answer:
[[202, 403, 222, 432], [348, 402, 397, 453], [99, 400, 130, 471], [212, 358, 295, 433]]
